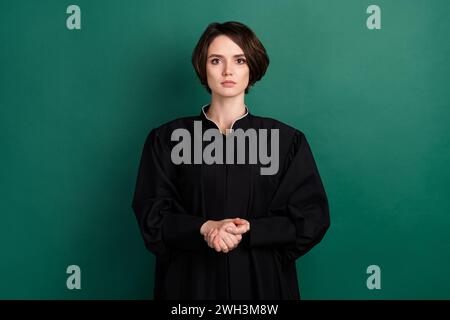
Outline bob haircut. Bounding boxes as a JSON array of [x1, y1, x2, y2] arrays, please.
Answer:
[[191, 21, 270, 95]]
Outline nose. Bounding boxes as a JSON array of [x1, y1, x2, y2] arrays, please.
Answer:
[[222, 61, 233, 76]]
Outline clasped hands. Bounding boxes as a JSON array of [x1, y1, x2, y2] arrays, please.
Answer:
[[200, 218, 250, 253]]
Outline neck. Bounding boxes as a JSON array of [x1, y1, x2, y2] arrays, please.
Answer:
[[207, 94, 247, 132]]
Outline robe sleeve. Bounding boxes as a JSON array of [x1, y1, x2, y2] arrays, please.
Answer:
[[244, 130, 330, 263], [131, 129, 207, 256]]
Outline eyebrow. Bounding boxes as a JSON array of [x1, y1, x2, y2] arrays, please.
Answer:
[[207, 54, 246, 58]]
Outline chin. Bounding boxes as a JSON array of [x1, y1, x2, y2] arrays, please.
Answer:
[[214, 88, 245, 97], [219, 92, 242, 98]]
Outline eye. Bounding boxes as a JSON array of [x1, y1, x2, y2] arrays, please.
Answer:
[[210, 57, 246, 65]]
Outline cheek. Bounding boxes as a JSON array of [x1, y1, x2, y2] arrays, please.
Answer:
[[241, 68, 250, 84], [242, 65, 250, 76], [206, 66, 218, 81], [205, 71, 214, 86]]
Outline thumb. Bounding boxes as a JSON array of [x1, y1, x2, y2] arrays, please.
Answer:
[[236, 222, 250, 233], [233, 218, 249, 225]]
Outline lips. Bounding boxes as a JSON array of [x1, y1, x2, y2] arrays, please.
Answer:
[[221, 81, 236, 84]]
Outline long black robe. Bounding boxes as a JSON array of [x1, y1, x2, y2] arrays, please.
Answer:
[[131, 104, 330, 300]]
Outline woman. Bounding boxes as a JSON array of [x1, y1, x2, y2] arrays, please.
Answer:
[[131, 21, 330, 300]]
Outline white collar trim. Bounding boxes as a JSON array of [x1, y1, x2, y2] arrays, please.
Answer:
[[201, 104, 249, 134]]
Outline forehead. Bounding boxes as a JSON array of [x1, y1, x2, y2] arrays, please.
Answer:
[[207, 35, 244, 55]]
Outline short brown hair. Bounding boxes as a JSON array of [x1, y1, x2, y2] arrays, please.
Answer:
[[191, 21, 270, 95]]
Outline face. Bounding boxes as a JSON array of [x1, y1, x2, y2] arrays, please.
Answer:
[[206, 35, 250, 97]]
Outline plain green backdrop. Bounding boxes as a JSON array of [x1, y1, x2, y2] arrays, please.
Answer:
[[1, 0, 449, 299]]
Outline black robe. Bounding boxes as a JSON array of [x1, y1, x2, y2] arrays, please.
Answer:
[[131, 104, 330, 300]]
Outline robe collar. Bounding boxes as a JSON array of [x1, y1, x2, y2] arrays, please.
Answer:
[[200, 103, 251, 134]]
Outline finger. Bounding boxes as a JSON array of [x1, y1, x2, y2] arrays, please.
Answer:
[[228, 224, 247, 235], [208, 230, 218, 247], [206, 230, 215, 247], [225, 226, 239, 234], [219, 237, 229, 252], [222, 221, 235, 229], [236, 223, 250, 233], [229, 234, 241, 249], [229, 234, 241, 245], [207, 229, 213, 241], [215, 238, 226, 252], [207, 233, 213, 248], [213, 237, 220, 251], [232, 219, 249, 229], [233, 218, 248, 225], [213, 235, 223, 252], [229, 233, 240, 245], [221, 233, 235, 250], [207, 234, 214, 248], [205, 229, 214, 241], [226, 221, 243, 233]]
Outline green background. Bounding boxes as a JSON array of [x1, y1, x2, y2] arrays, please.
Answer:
[[1, 0, 449, 299]]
